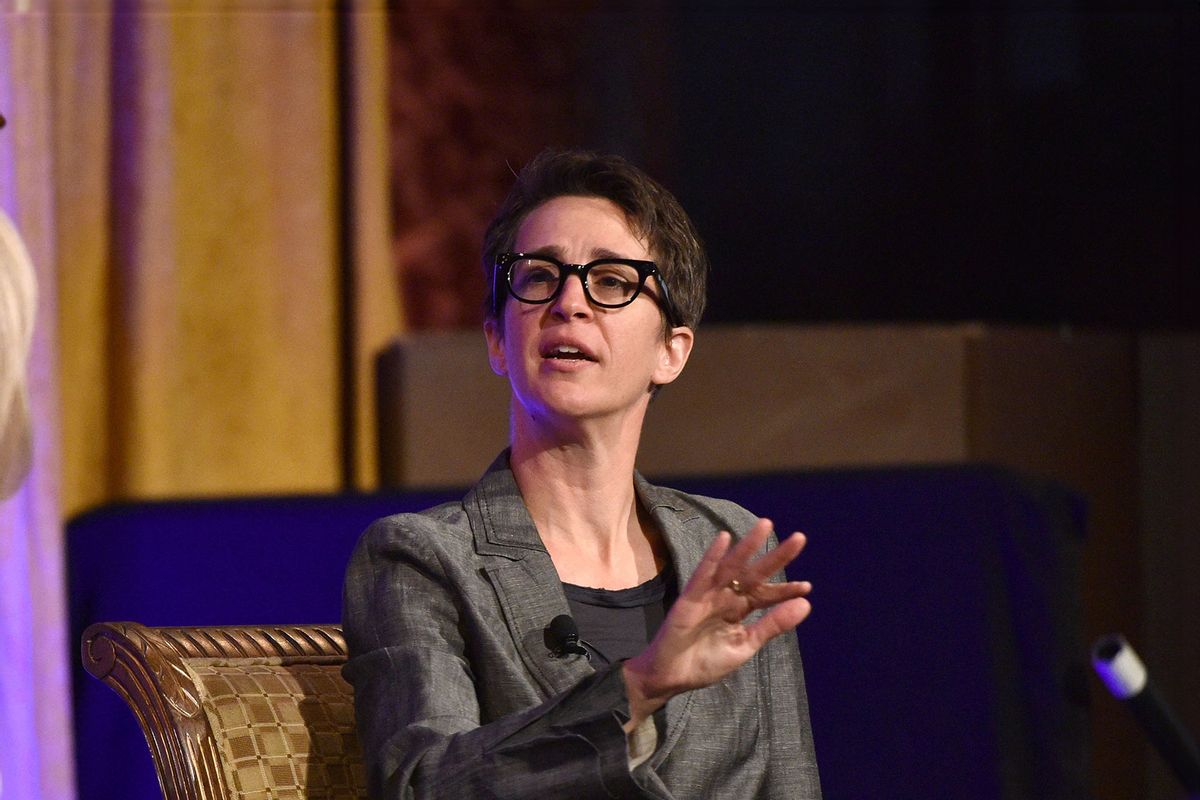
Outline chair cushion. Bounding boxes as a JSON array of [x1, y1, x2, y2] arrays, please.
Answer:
[[191, 662, 367, 799]]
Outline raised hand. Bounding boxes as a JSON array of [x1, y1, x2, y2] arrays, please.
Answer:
[[622, 519, 811, 729]]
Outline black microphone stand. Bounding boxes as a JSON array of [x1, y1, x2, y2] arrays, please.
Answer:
[[1092, 634, 1200, 799]]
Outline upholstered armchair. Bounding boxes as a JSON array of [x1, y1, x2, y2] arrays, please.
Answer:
[[81, 622, 366, 800]]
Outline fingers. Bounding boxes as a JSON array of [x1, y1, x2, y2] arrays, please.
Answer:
[[684, 520, 811, 618], [640, 521, 814, 698], [743, 531, 807, 585], [746, 580, 812, 606], [716, 520, 807, 590], [712, 518, 773, 587], [745, 595, 813, 648], [731, 518, 775, 561], [689, 530, 732, 587]]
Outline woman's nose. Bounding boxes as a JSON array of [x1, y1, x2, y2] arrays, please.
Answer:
[[551, 273, 592, 319]]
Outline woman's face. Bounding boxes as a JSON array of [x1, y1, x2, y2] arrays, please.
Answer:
[[485, 195, 693, 427]]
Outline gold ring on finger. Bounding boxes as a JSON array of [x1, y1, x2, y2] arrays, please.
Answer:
[[729, 579, 746, 594]]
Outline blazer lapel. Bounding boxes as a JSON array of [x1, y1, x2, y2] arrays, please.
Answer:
[[467, 453, 594, 698], [636, 474, 709, 764], [485, 559, 595, 697]]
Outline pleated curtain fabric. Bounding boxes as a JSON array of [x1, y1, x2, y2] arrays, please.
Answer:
[[53, 1, 398, 517], [0, 2, 395, 797]]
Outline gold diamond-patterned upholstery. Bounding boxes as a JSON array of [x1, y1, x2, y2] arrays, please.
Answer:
[[194, 662, 362, 799], [82, 622, 367, 800]]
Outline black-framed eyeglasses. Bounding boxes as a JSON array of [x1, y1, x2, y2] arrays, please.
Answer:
[[493, 252, 682, 327]]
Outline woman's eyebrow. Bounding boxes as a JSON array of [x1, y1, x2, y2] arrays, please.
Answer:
[[589, 247, 630, 261], [518, 245, 639, 262], [522, 245, 565, 260]]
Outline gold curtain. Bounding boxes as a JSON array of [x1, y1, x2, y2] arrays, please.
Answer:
[[3, 3, 394, 792], [49, 1, 397, 518]]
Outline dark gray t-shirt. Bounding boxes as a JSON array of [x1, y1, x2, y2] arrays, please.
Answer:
[[563, 564, 678, 665]]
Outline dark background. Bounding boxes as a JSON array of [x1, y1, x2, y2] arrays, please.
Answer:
[[569, 4, 1199, 329]]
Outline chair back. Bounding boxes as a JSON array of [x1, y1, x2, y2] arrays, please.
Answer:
[[82, 622, 366, 800]]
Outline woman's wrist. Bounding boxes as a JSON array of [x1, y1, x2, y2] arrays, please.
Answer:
[[621, 656, 672, 732]]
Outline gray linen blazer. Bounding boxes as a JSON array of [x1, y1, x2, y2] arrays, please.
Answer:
[[342, 453, 821, 799]]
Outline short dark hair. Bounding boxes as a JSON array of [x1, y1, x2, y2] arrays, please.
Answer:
[[482, 149, 708, 332]]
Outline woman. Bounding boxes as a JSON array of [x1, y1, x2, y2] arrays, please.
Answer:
[[343, 150, 821, 799]]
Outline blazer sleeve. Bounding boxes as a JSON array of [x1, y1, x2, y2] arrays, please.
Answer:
[[756, 521, 822, 799], [763, 631, 822, 798], [341, 515, 661, 800]]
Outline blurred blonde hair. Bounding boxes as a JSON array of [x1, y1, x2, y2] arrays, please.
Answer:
[[0, 209, 36, 498]]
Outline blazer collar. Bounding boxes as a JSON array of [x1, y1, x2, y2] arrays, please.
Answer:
[[465, 451, 585, 696], [634, 473, 707, 589], [464, 450, 547, 558]]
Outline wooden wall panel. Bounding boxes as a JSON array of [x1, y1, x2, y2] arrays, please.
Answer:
[[386, 3, 586, 330]]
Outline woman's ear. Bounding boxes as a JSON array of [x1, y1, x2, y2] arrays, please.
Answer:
[[652, 326, 694, 386], [484, 319, 508, 377]]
